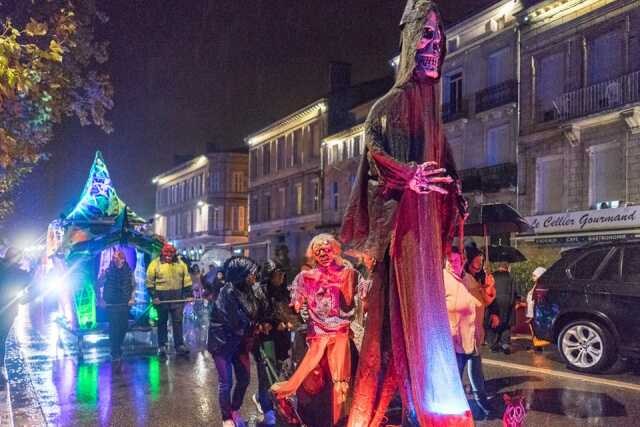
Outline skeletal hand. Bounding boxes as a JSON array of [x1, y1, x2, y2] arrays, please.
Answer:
[[408, 161, 454, 195]]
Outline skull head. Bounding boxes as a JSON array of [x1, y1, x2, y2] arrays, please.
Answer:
[[311, 240, 338, 268], [413, 10, 443, 81], [161, 243, 177, 263]]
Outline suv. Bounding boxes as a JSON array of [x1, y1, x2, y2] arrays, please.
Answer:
[[532, 239, 640, 373]]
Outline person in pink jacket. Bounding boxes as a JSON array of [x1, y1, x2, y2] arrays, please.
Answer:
[[444, 247, 496, 416]]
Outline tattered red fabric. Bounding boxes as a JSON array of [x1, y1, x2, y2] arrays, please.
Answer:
[[341, 1, 472, 425]]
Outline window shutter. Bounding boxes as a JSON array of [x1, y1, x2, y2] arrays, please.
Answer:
[[589, 31, 624, 84], [536, 53, 565, 112]]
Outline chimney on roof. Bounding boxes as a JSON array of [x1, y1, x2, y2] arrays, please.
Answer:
[[328, 61, 352, 93]]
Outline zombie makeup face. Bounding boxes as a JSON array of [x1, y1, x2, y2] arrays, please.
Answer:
[[312, 240, 337, 268], [413, 10, 443, 81]]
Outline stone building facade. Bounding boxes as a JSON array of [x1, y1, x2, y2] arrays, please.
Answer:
[[320, 101, 373, 233], [153, 152, 249, 255], [245, 66, 392, 268], [245, 100, 327, 267], [441, 0, 523, 214], [516, 0, 640, 252]]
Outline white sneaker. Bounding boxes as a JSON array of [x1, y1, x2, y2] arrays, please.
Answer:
[[263, 410, 276, 425], [231, 410, 246, 427], [222, 420, 235, 427]]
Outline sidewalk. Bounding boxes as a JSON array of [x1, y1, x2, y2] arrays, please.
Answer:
[[4, 330, 47, 427]]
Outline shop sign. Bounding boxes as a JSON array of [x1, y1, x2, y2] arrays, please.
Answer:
[[525, 207, 640, 235], [535, 233, 640, 246]]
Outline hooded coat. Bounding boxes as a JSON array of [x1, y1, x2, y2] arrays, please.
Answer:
[[341, 1, 472, 425]]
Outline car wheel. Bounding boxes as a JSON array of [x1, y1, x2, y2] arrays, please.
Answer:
[[558, 320, 616, 373]]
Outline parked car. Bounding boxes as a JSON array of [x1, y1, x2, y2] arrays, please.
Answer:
[[532, 239, 640, 373]]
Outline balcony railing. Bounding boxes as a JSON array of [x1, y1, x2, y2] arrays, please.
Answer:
[[442, 99, 469, 123], [478, 162, 517, 192], [475, 79, 517, 113], [458, 162, 517, 193], [554, 70, 640, 121]]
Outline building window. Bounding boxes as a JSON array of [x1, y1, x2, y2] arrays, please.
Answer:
[[238, 206, 246, 231], [444, 71, 463, 113], [210, 172, 221, 192], [486, 124, 510, 166], [535, 52, 564, 121], [294, 128, 302, 165], [331, 144, 339, 165], [264, 194, 271, 221], [589, 144, 623, 209], [312, 180, 320, 212], [189, 211, 194, 234], [277, 137, 285, 170], [287, 134, 294, 168], [353, 134, 362, 157], [213, 207, 223, 231], [332, 182, 339, 211], [588, 30, 624, 85], [232, 206, 239, 231], [232, 171, 244, 193], [535, 155, 565, 214], [263, 143, 271, 176], [168, 215, 176, 238], [342, 140, 349, 162], [197, 204, 208, 232], [303, 126, 311, 161], [310, 122, 321, 158], [275, 187, 284, 218], [295, 183, 303, 215], [487, 47, 510, 87], [250, 197, 258, 223], [250, 150, 258, 180]]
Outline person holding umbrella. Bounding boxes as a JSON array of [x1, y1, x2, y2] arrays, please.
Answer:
[[486, 262, 519, 355]]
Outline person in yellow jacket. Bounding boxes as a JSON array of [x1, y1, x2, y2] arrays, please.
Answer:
[[146, 243, 193, 358]]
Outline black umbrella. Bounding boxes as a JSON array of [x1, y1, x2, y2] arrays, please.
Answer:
[[463, 204, 532, 268], [488, 245, 527, 263], [464, 203, 533, 236]]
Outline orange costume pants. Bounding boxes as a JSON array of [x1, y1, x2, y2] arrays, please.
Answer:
[[271, 333, 351, 426]]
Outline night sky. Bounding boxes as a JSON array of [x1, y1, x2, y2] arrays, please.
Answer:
[[5, 0, 497, 244]]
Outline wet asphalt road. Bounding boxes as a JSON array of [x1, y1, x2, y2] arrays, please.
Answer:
[[7, 306, 640, 426]]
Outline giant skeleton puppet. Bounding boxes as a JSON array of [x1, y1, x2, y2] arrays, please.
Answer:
[[341, 1, 473, 426], [271, 234, 362, 426]]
